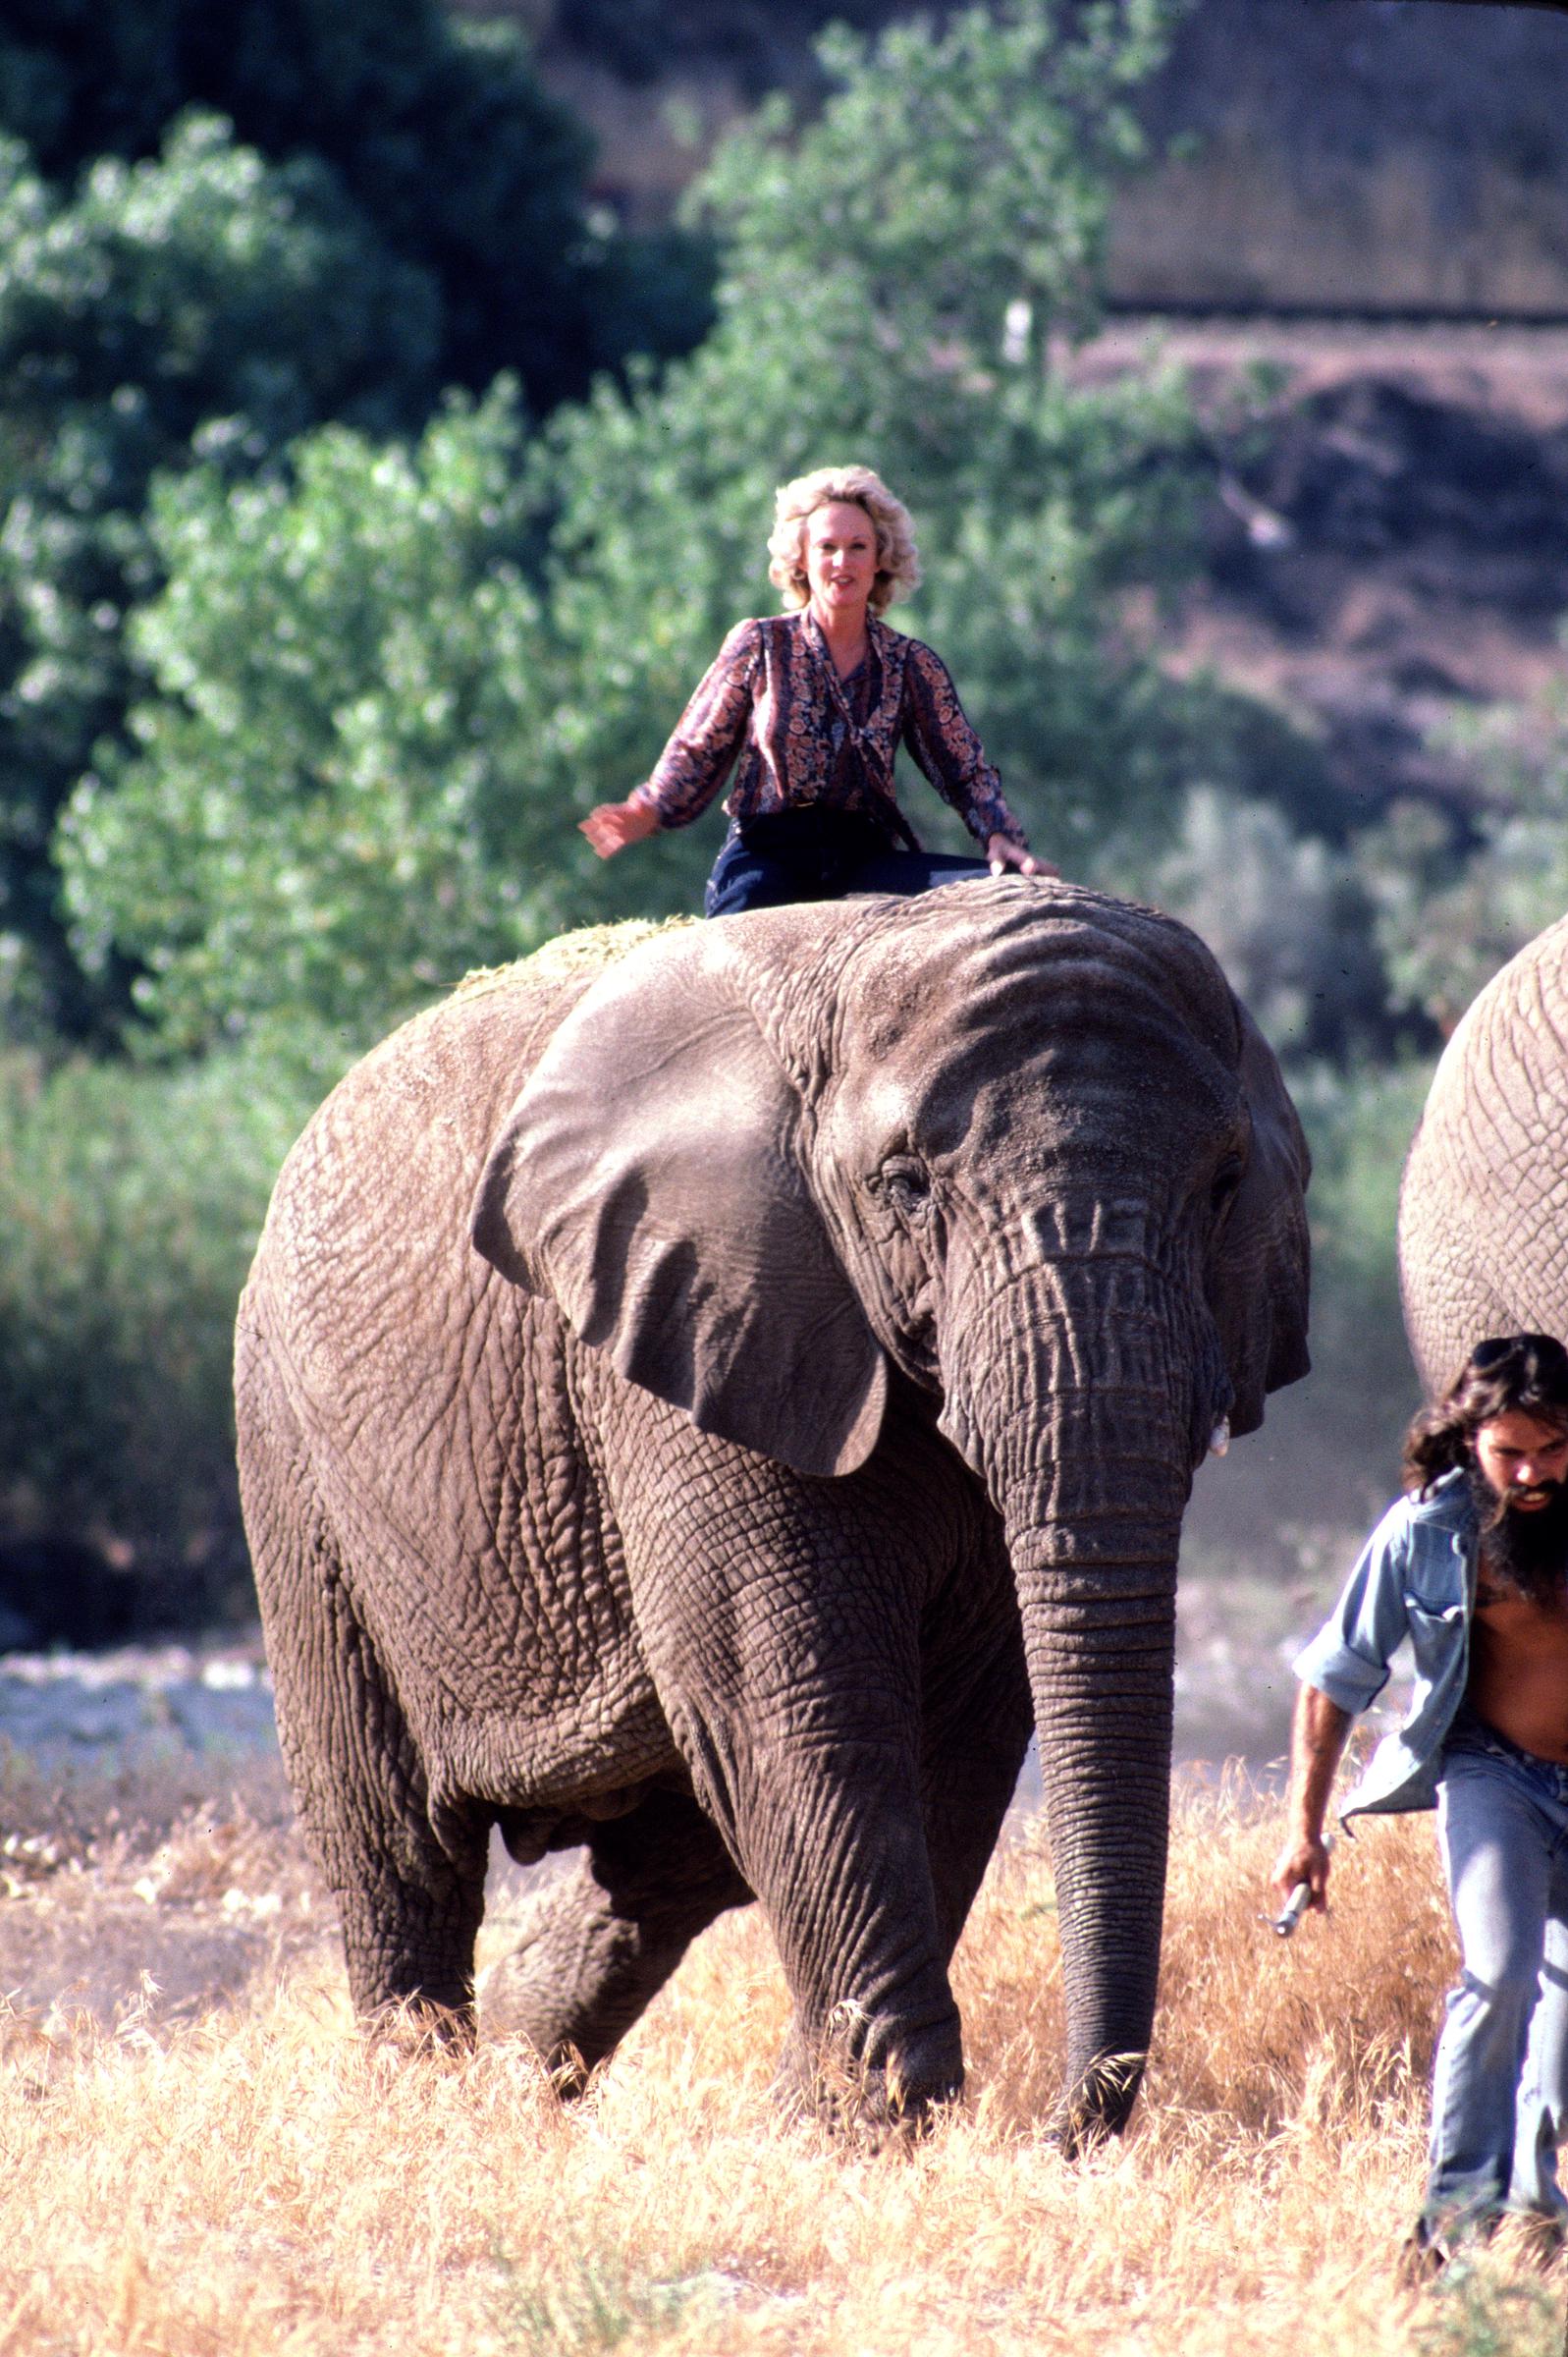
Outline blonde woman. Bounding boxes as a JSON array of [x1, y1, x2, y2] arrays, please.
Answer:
[[580, 464, 1054, 915]]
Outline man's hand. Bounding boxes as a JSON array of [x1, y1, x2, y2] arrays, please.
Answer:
[[580, 799, 660, 859], [1269, 1830, 1333, 1916], [1270, 1684, 1354, 1920], [987, 834, 1058, 879]]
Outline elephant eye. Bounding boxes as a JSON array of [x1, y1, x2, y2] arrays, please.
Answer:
[[877, 1159, 931, 1217], [1210, 1154, 1244, 1219]]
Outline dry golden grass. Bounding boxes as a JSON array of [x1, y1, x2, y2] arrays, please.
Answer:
[[452, 917, 696, 1006], [0, 1768, 1562, 2357]]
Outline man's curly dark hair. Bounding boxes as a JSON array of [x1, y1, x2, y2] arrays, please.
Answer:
[[1404, 1333, 1568, 1506]]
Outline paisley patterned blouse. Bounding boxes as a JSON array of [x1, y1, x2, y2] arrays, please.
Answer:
[[627, 611, 1027, 850]]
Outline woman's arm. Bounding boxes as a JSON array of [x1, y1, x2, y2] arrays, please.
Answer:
[[580, 622, 761, 858], [900, 641, 1056, 875]]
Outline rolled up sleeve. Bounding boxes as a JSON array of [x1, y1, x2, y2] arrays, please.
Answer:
[[1292, 1503, 1416, 1717]]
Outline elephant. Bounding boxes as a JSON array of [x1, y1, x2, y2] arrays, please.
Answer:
[[235, 879, 1310, 2143], [1400, 911, 1568, 1395]]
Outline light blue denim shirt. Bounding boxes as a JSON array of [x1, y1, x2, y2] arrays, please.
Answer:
[[1293, 1467, 1480, 1817]]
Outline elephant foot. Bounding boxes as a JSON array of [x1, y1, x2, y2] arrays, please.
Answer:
[[1046, 2050, 1148, 2158], [360, 1994, 477, 2065], [770, 2004, 965, 2147], [477, 1797, 750, 2086]]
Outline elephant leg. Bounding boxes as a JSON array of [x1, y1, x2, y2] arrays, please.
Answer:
[[920, 1617, 1034, 1962], [316, 1654, 489, 2038], [738, 1722, 960, 2136], [765, 1572, 1030, 2107], [480, 1787, 751, 2085], [241, 1343, 487, 2035], [644, 1588, 962, 2127]]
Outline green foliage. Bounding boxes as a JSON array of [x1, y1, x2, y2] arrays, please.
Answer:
[[0, 114, 438, 437], [0, 0, 710, 409], [1296, 1060, 1430, 1312], [703, 0, 1170, 363], [1181, 1056, 1432, 1574], [1292, 1057, 1430, 1460], [0, 1037, 322, 1615], [1364, 660, 1568, 1036], [532, 0, 1206, 880], [0, 3, 716, 1041], [62, 387, 597, 1051], [1134, 784, 1385, 1061], [0, 111, 441, 1041], [63, 0, 1233, 1052]]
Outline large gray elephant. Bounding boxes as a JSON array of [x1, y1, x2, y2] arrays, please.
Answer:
[[236, 880, 1310, 2142], [1400, 912, 1568, 1394]]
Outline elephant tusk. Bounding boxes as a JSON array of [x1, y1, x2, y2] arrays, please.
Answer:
[[1208, 1416, 1230, 1458]]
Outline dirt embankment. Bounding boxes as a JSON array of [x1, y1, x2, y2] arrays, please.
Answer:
[[1082, 318, 1568, 831]]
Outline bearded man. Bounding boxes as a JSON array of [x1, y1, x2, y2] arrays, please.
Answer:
[[1272, 1332, 1568, 2267]]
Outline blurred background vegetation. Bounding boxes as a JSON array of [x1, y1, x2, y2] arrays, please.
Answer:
[[2, 0, 1564, 1642]]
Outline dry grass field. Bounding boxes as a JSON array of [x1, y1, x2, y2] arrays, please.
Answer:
[[0, 1753, 1562, 2357]]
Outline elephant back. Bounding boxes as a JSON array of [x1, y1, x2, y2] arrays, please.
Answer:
[[240, 918, 696, 1402], [1399, 912, 1568, 1398]]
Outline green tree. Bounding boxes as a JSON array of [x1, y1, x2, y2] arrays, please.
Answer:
[[69, 0, 1266, 1054], [0, 112, 440, 1040], [530, 0, 1208, 873], [62, 386, 585, 1051], [0, 0, 712, 410], [0, 2, 715, 1043], [1363, 653, 1568, 1034]]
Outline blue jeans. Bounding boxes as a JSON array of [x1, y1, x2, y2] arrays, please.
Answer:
[[1429, 1710, 1568, 2228], [703, 809, 991, 917]]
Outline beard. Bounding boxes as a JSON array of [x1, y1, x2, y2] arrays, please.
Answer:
[[1469, 1463, 1568, 1603]]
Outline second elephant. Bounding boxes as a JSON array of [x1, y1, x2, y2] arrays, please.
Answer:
[[237, 880, 1311, 2141], [1401, 911, 1568, 1393]]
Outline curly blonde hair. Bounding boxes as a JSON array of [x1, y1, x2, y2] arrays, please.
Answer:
[[767, 465, 921, 616]]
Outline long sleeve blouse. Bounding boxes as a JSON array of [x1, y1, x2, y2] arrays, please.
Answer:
[[626, 611, 1027, 850]]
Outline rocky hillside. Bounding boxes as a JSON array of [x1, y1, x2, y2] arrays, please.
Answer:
[[1092, 317, 1568, 832]]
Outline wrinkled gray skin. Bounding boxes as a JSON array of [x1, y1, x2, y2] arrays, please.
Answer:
[[1401, 913, 1568, 1396], [237, 882, 1310, 2143]]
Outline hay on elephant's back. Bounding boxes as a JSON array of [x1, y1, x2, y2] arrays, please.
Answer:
[[453, 916, 697, 1006]]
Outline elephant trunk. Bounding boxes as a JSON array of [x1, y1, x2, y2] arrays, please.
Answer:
[[948, 1264, 1211, 2147], [1009, 1461, 1183, 2149]]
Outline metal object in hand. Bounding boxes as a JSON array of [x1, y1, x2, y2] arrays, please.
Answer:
[[1271, 1880, 1312, 1938]]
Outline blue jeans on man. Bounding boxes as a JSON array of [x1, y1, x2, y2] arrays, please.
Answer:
[[1431, 1709, 1568, 2227]]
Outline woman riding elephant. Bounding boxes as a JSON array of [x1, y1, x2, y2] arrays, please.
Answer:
[[578, 465, 1056, 913]]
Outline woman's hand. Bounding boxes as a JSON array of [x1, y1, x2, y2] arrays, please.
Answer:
[[987, 835, 1057, 879], [579, 799, 661, 859]]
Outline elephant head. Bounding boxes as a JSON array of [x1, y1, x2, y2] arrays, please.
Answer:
[[472, 881, 1310, 2138]]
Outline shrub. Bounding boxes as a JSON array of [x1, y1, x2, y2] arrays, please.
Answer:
[[0, 1038, 324, 1629]]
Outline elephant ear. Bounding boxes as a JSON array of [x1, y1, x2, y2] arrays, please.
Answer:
[[471, 928, 887, 1479], [1211, 998, 1312, 1436]]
